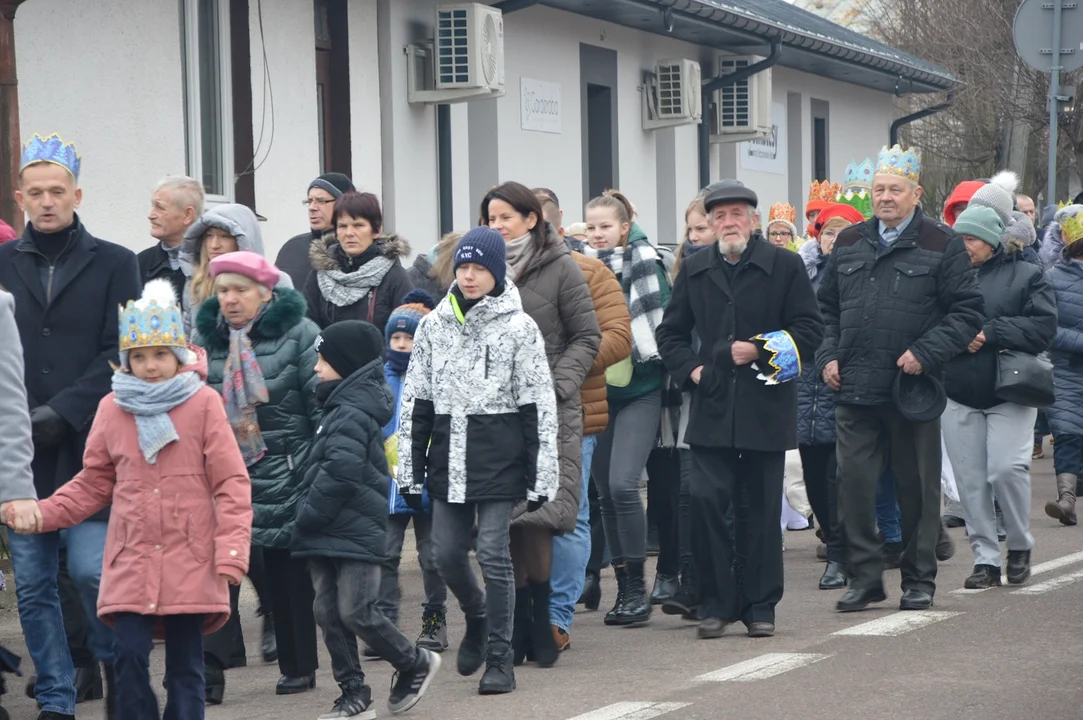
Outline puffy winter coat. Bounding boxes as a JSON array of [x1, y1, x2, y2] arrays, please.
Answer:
[[816, 208, 985, 406], [192, 288, 321, 548], [510, 226, 601, 533], [38, 349, 252, 636], [796, 240, 838, 446], [1046, 260, 1083, 435], [291, 359, 395, 563], [944, 248, 1056, 409], [399, 282, 559, 505], [406, 253, 449, 301], [572, 252, 631, 436], [304, 233, 414, 334]]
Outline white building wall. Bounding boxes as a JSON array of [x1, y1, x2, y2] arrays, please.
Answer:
[[349, 0, 383, 198], [15, 0, 186, 250]]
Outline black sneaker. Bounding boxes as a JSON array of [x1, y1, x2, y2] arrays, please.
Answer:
[[881, 541, 903, 570], [457, 615, 488, 676], [936, 522, 956, 562], [963, 564, 1002, 590], [318, 679, 374, 720], [477, 650, 515, 695], [1006, 550, 1032, 585], [388, 648, 441, 715], [416, 611, 449, 652]]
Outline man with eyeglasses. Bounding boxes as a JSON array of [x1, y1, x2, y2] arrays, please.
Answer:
[[274, 172, 356, 289]]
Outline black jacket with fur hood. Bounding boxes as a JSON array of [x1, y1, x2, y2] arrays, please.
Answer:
[[303, 233, 414, 334]]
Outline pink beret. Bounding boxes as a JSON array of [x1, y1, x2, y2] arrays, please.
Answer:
[[208, 251, 280, 289]]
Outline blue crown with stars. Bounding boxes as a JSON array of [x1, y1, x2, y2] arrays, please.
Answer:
[[118, 280, 186, 357], [21, 133, 81, 180], [875, 144, 921, 184]]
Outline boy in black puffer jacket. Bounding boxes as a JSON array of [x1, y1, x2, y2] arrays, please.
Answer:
[[291, 320, 441, 718]]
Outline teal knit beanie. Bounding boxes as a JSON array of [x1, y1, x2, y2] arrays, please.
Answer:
[[954, 206, 1004, 248]]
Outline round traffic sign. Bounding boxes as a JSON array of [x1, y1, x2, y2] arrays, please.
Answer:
[[1014, 0, 1083, 73]]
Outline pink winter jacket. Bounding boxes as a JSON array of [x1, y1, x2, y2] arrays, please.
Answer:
[[38, 350, 253, 636]]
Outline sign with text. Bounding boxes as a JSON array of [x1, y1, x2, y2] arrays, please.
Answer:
[[520, 77, 562, 134], [739, 102, 787, 176]]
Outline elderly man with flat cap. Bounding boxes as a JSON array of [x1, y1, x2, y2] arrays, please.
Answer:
[[657, 180, 823, 640]]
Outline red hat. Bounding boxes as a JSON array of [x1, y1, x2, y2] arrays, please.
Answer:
[[208, 251, 281, 289], [815, 203, 866, 234], [943, 180, 985, 227]]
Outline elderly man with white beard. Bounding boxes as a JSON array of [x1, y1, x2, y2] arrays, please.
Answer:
[[656, 180, 823, 639]]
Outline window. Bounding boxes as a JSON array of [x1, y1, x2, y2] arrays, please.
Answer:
[[182, 0, 234, 202]]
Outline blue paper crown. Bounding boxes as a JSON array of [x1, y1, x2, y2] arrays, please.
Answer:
[[842, 158, 875, 194], [751, 330, 801, 386], [117, 300, 186, 354], [875, 144, 920, 183], [21, 133, 81, 180]]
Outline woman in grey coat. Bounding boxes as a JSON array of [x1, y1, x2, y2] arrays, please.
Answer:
[[0, 289, 37, 524]]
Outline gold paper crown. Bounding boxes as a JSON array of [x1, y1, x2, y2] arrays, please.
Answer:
[[875, 144, 921, 183], [808, 180, 840, 204], [1063, 213, 1083, 244], [768, 202, 797, 224]]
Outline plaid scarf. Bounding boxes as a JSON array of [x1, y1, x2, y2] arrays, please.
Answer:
[[112, 371, 204, 464], [222, 307, 270, 466], [586, 230, 665, 363]]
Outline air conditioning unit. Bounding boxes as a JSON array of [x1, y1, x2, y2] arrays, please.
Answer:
[[407, 3, 505, 105], [711, 55, 772, 143], [642, 58, 702, 130]]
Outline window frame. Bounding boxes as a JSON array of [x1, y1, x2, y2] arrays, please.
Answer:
[[182, 0, 235, 205]]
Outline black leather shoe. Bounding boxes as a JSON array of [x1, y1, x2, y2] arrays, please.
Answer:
[[1006, 549, 1032, 585], [935, 522, 956, 562], [899, 589, 934, 610], [205, 659, 226, 706], [649, 574, 679, 605], [836, 587, 887, 613], [578, 571, 601, 611], [275, 673, 316, 695], [747, 621, 775, 638], [818, 561, 848, 590], [697, 617, 729, 639], [260, 612, 278, 663], [74, 665, 103, 703]]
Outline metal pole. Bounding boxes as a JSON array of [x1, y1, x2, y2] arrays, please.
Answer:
[[1048, 0, 1062, 206]]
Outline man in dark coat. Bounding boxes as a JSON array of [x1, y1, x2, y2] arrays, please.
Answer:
[[275, 172, 355, 289], [138, 175, 203, 295], [0, 133, 140, 719], [656, 181, 824, 639], [816, 145, 984, 614]]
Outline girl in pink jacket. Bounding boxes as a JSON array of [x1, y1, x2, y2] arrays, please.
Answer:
[[21, 280, 253, 720]]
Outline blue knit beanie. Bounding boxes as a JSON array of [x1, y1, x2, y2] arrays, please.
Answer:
[[454, 227, 507, 286], [385, 289, 436, 343]]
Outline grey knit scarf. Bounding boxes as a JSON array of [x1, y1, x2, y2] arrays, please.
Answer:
[[112, 371, 204, 464], [316, 254, 395, 307], [505, 233, 535, 282]]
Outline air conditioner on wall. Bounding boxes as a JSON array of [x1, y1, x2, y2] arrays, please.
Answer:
[[407, 3, 506, 105], [642, 58, 702, 130], [710, 55, 772, 144]]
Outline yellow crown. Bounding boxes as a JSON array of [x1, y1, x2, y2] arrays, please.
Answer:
[[768, 202, 797, 224], [875, 144, 921, 183], [1063, 213, 1083, 244]]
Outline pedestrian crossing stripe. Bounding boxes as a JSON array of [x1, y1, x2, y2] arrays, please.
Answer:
[[695, 652, 830, 682], [833, 610, 962, 637], [566, 702, 693, 720]]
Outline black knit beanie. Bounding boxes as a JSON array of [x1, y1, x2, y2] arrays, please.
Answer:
[[309, 172, 356, 199], [315, 320, 384, 379]]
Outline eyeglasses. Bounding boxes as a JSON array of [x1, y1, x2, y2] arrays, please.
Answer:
[[768, 231, 793, 239], [302, 198, 335, 207], [820, 230, 838, 241]]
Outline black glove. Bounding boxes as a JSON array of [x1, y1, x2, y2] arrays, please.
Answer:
[[401, 492, 425, 513], [527, 497, 547, 513], [30, 405, 68, 448]]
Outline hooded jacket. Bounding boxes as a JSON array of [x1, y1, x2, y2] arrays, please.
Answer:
[[399, 281, 559, 506], [192, 287, 321, 548], [304, 233, 414, 334], [179, 204, 294, 335], [38, 348, 252, 636], [291, 358, 395, 563], [1046, 260, 1083, 435]]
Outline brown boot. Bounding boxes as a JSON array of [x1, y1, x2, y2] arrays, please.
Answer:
[[1045, 473, 1078, 526]]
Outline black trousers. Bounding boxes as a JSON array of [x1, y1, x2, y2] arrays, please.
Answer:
[[835, 405, 942, 595], [203, 546, 273, 669], [646, 447, 681, 577], [586, 477, 607, 576], [798, 444, 847, 564], [689, 447, 784, 625], [262, 548, 319, 677]]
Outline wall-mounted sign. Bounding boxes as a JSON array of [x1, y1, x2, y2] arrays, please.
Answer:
[[739, 101, 787, 176], [520, 77, 562, 134]]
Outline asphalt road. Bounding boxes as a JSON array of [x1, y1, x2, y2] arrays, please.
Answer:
[[3, 444, 1082, 720]]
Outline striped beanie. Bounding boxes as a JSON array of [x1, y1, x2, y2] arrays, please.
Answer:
[[385, 289, 436, 343]]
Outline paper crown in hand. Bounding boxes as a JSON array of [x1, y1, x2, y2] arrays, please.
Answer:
[[875, 144, 921, 183], [750, 330, 801, 385], [1063, 213, 1083, 244], [21, 133, 81, 181], [118, 279, 187, 356]]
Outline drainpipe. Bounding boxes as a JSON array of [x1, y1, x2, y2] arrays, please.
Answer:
[[889, 92, 954, 147], [699, 39, 781, 190]]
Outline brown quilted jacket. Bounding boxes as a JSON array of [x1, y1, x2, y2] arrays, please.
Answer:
[[573, 252, 632, 436]]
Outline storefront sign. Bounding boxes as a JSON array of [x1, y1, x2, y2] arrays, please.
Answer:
[[739, 102, 787, 176], [520, 77, 562, 134]]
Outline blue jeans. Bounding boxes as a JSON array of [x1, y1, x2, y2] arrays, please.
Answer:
[[10, 521, 116, 716], [550, 435, 596, 631], [114, 612, 205, 720], [876, 470, 902, 544]]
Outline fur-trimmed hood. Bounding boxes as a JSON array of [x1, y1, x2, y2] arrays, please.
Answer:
[[194, 287, 309, 351], [308, 232, 412, 272]]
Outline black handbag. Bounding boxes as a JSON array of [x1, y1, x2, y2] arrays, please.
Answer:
[[995, 349, 1054, 408]]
